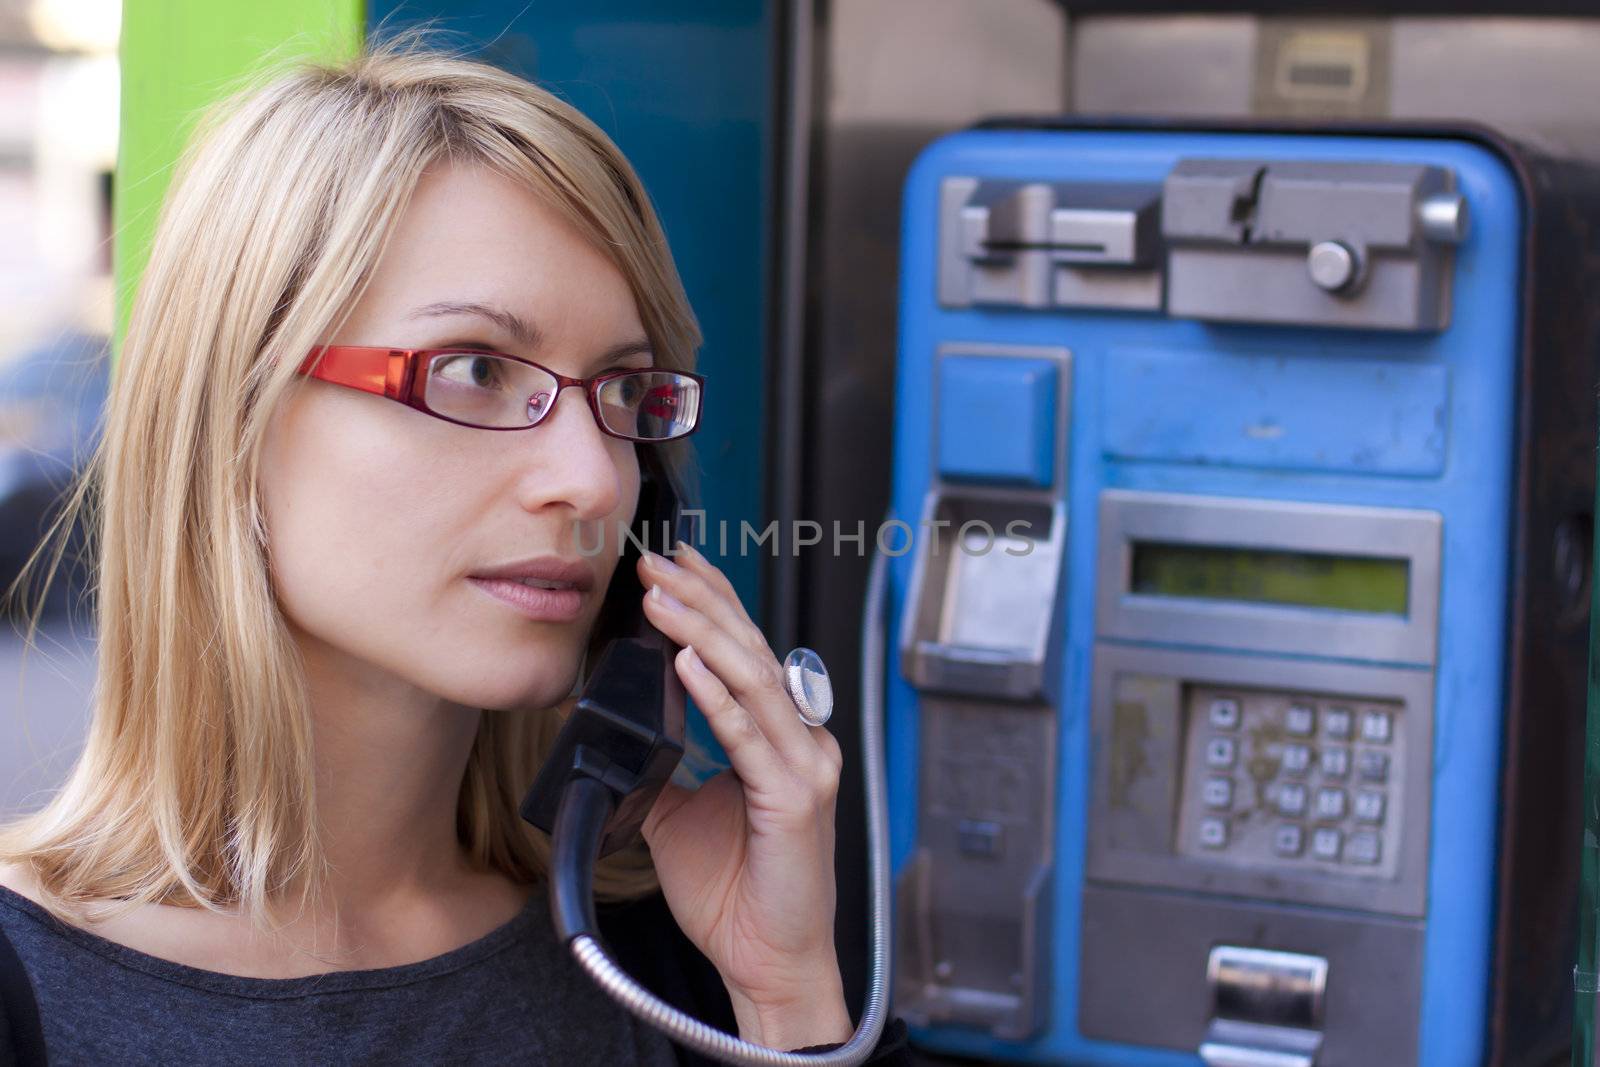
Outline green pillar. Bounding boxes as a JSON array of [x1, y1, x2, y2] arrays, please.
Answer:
[[114, 0, 364, 365]]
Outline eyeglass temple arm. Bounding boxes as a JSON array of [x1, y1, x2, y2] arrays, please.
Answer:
[[298, 347, 416, 403]]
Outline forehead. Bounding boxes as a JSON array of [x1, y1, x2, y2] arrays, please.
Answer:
[[354, 159, 643, 340]]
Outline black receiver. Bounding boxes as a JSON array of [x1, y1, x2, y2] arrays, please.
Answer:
[[520, 448, 697, 861]]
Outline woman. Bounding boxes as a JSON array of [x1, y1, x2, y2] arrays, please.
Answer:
[[0, 33, 907, 1065]]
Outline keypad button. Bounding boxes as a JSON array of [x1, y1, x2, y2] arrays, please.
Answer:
[[1354, 789, 1386, 825], [1203, 777, 1234, 810], [1286, 704, 1316, 736], [1277, 783, 1308, 817], [1314, 787, 1346, 821], [1200, 818, 1228, 849], [1319, 746, 1350, 780], [1360, 710, 1392, 744], [1323, 706, 1353, 740], [1358, 750, 1390, 782], [1209, 698, 1241, 730], [1348, 830, 1382, 865], [1206, 737, 1237, 769], [1281, 744, 1311, 776], [1311, 827, 1342, 861], [1273, 824, 1304, 857]]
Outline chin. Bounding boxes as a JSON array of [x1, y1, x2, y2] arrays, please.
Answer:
[[441, 662, 582, 714]]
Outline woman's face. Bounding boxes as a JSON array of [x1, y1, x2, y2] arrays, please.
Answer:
[[259, 160, 645, 712]]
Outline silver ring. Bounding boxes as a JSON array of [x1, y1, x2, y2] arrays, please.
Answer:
[[783, 647, 833, 727]]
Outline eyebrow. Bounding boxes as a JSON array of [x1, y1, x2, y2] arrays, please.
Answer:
[[407, 300, 653, 366], [410, 300, 541, 346]]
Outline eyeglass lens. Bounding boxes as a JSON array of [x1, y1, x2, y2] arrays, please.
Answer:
[[424, 352, 701, 440]]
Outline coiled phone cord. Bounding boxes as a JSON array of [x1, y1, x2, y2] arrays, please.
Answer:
[[554, 535, 894, 1066]]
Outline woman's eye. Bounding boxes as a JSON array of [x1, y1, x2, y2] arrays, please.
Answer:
[[434, 354, 503, 388]]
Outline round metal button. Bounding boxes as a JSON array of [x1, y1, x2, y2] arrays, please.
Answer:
[[1307, 240, 1359, 293]]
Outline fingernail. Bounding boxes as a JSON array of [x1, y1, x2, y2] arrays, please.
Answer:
[[649, 583, 685, 611], [645, 550, 681, 573], [682, 644, 707, 672], [674, 539, 701, 560]]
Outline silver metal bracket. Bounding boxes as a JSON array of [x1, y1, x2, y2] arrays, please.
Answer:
[[1162, 157, 1466, 330], [938, 176, 1164, 310], [1199, 946, 1328, 1067]]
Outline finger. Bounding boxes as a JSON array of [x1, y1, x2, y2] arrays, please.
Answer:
[[811, 720, 844, 774], [671, 643, 789, 794], [640, 583, 820, 756], [637, 550, 768, 657], [671, 539, 742, 603]]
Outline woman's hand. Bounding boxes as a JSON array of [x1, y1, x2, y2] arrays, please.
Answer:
[[634, 539, 852, 1051]]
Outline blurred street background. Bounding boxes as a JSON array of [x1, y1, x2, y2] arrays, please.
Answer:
[[0, 0, 116, 818]]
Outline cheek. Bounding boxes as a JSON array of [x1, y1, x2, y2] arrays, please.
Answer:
[[260, 401, 433, 634]]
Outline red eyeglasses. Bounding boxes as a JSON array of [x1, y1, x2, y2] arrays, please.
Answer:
[[296, 345, 705, 442]]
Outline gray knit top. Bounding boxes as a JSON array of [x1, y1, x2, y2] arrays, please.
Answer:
[[0, 883, 679, 1065]]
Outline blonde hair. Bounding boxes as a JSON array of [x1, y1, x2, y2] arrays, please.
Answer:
[[0, 29, 703, 936]]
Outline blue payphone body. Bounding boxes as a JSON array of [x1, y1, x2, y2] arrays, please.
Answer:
[[885, 126, 1595, 1066]]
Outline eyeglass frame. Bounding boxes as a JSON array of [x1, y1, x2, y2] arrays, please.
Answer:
[[295, 344, 706, 442]]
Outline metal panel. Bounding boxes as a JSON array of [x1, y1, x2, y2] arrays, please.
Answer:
[[1070, 15, 1257, 117], [1079, 884, 1424, 1065], [1070, 14, 1600, 165], [1084, 643, 1435, 918], [1162, 158, 1464, 331], [1095, 490, 1443, 666], [939, 177, 1165, 311], [895, 694, 1057, 1041]]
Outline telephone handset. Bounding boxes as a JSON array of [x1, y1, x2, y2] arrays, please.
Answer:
[[520, 447, 698, 857]]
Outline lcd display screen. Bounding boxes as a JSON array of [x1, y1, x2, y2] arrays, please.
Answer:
[[1129, 542, 1409, 616]]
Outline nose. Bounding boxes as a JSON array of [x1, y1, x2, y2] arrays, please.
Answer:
[[511, 381, 628, 522]]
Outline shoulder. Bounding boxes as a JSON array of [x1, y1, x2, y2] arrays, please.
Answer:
[[0, 861, 47, 915], [0, 857, 193, 966]]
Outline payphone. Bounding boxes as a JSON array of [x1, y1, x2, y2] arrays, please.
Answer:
[[885, 125, 1600, 1065]]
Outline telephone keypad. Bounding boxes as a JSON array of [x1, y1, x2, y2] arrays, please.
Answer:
[[1206, 737, 1237, 768], [1203, 777, 1234, 810], [1277, 783, 1307, 817], [1358, 750, 1390, 782], [1348, 831, 1382, 865], [1354, 789, 1386, 825], [1178, 685, 1403, 880], [1314, 787, 1346, 821], [1282, 744, 1312, 776], [1286, 704, 1316, 736], [1209, 698, 1240, 730], [1311, 827, 1342, 861], [1361, 710, 1393, 744]]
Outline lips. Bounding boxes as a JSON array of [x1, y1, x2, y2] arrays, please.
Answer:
[[468, 556, 596, 591], [468, 576, 587, 621], [467, 555, 597, 623]]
